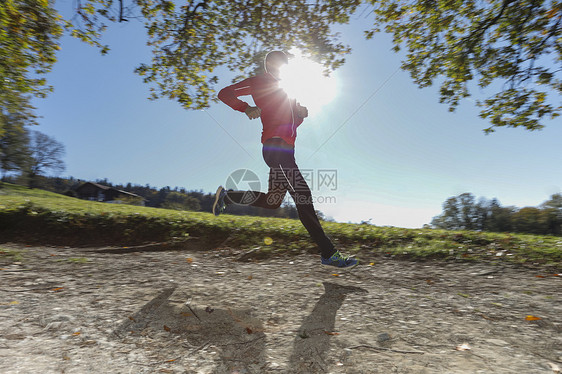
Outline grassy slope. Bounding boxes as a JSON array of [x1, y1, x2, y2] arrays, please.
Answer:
[[1, 183, 561, 267]]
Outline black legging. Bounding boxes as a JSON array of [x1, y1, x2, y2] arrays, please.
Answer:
[[225, 138, 336, 258]]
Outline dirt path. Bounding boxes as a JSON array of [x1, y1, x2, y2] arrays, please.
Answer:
[[0, 243, 560, 374]]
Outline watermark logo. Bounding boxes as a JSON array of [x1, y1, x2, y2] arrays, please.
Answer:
[[225, 168, 338, 206], [225, 169, 261, 205], [318, 169, 337, 190]]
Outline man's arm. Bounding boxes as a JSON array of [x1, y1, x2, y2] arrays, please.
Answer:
[[218, 77, 261, 119], [295, 102, 308, 119]]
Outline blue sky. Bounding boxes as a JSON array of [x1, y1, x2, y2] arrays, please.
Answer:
[[32, 5, 561, 228]]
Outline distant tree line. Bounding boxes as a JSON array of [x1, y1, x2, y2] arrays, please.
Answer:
[[5, 175, 301, 220], [102, 179, 302, 219], [431, 192, 562, 236]]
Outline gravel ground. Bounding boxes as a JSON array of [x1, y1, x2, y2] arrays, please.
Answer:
[[0, 243, 560, 374]]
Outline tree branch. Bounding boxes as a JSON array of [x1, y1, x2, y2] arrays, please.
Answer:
[[463, 0, 514, 52], [531, 14, 562, 54], [118, 0, 128, 22]]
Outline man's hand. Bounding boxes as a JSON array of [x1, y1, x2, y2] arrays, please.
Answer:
[[296, 103, 308, 119], [245, 106, 261, 120]]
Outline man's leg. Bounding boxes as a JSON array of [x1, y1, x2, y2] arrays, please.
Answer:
[[278, 161, 336, 259]]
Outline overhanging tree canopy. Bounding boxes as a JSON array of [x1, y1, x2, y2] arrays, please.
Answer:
[[2, 0, 560, 133], [0, 0, 62, 136], [367, 0, 562, 132]]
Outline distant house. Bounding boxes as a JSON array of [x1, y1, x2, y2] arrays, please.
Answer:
[[75, 182, 144, 205]]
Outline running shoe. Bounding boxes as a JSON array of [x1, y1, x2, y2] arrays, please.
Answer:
[[321, 251, 359, 268]]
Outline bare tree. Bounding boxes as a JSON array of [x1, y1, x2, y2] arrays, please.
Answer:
[[27, 131, 65, 188]]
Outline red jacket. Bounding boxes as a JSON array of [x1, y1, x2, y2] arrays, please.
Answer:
[[218, 72, 304, 146]]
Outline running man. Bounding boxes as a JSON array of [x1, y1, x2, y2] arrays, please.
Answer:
[[213, 50, 357, 268]]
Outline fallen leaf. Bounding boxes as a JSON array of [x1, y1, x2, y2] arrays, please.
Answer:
[[186, 258, 193, 263], [247, 275, 253, 280], [180, 312, 192, 317], [525, 315, 541, 321], [9, 300, 19, 305], [332, 274, 340, 277], [128, 316, 136, 321], [455, 343, 471, 351], [324, 331, 340, 336], [166, 359, 176, 363], [246, 327, 253, 334], [535, 275, 545, 278], [73, 332, 81, 336], [369, 262, 375, 266], [163, 325, 171, 332], [51, 287, 64, 292]]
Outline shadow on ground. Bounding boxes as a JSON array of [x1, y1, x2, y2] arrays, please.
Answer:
[[112, 282, 367, 373], [114, 286, 267, 373], [288, 282, 368, 373]]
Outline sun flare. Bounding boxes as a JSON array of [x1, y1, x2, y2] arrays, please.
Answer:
[[279, 51, 338, 116]]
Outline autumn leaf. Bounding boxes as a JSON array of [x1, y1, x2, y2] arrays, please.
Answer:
[[51, 287, 64, 292], [247, 275, 253, 280], [186, 258, 193, 263], [246, 327, 253, 334], [128, 316, 136, 321], [525, 315, 541, 321], [546, 8, 558, 18], [332, 274, 340, 277], [72, 332, 81, 336], [163, 325, 171, 332], [324, 331, 340, 336]]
